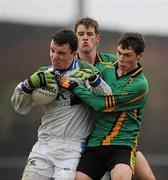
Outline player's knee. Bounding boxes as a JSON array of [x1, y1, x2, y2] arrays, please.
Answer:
[[143, 173, 156, 180], [21, 171, 51, 180], [75, 171, 92, 180], [133, 172, 156, 180], [111, 164, 132, 180]]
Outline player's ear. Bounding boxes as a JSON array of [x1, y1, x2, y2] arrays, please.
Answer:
[[137, 52, 144, 60], [72, 51, 77, 57], [96, 34, 101, 46]]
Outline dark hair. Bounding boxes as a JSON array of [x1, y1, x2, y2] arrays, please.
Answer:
[[117, 32, 145, 55], [52, 30, 78, 53], [74, 17, 100, 35]]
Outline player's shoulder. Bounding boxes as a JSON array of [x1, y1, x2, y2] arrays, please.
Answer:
[[77, 59, 99, 72], [37, 65, 52, 72], [137, 72, 149, 89], [77, 59, 91, 68], [130, 64, 149, 93], [97, 52, 117, 67], [98, 52, 117, 66]]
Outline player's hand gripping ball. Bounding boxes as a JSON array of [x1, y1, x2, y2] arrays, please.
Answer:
[[32, 82, 59, 105]]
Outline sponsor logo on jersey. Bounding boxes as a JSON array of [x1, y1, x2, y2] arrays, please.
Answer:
[[29, 159, 36, 166]]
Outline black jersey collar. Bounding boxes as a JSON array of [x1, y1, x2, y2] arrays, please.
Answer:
[[130, 63, 143, 78]]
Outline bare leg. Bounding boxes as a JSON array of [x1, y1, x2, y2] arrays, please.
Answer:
[[110, 163, 132, 180], [132, 151, 156, 180], [75, 171, 93, 180]]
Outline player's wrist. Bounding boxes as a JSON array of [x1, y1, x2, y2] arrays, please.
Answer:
[[21, 80, 33, 94], [24, 79, 31, 89], [69, 81, 79, 90], [88, 75, 101, 87], [27, 76, 38, 89]]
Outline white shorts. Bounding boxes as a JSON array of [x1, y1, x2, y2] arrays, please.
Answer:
[[23, 139, 84, 179]]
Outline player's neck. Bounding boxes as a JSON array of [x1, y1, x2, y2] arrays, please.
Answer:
[[117, 65, 138, 77], [78, 51, 96, 65]]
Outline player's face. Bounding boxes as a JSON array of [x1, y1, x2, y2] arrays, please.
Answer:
[[49, 39, 75, 70], [76, 25, 100, 53], [117, 45, 143, 73]]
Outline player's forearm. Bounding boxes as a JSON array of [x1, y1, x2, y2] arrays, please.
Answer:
[[73, 85, 148, 113], [11, 82, 33, 114], [73, 86, 107, 111], [90, 78, 112, 95]]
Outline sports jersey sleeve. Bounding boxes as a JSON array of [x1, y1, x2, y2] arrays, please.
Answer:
[[78, 59, 99, 74], [11, 65, 51, 114], [73, 78, 148, 112], [90, 79, 113, 95], [11, 82, 34, 114]]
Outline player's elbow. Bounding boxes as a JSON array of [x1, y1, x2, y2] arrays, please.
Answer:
[[89, 104, 104, 111]]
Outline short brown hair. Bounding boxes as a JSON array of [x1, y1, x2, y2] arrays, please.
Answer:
[[52, 29, 78, 53], [117, 32, 145, 55], [74, 17, 100, 34]]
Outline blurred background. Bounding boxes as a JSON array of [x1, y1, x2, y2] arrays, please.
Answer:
[[0, 0, 168, 179]]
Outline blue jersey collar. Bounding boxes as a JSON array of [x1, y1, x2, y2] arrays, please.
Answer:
[[54, 59, 77, 74]]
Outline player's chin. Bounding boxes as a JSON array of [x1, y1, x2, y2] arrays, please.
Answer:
[[118, 65, 126, 70], [81, 47, 91, 53], [52, 63, 63, 70]]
